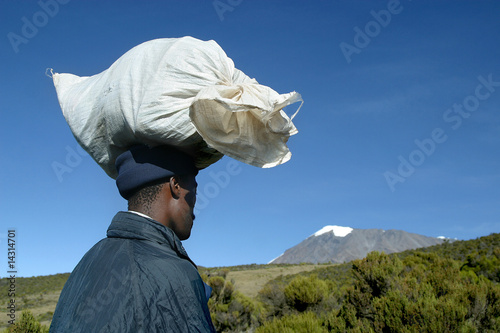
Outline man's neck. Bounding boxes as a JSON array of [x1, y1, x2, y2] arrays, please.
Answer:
[[128, 210, 153, 220]]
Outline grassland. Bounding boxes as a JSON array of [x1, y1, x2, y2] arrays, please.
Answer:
[[3, 233, 498, 331], [0, 263, 332, 329], [227, 264, 334, 298]]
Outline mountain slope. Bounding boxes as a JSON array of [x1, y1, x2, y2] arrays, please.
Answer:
[[270, 226, 446, 264]]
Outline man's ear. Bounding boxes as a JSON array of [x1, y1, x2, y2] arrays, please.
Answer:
[[169, 176, 182, 199]]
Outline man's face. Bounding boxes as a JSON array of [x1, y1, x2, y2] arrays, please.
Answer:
[[169, 174, 197, 241]]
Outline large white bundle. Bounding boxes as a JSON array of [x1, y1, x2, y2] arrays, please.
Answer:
[[52, 37, 302, 178]]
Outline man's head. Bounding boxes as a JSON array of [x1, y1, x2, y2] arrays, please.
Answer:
[[115, 145, 198, 240]]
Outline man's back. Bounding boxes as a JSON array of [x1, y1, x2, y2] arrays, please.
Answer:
[[50, 211, 215, 333]]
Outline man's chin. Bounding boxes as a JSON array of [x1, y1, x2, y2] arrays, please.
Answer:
[[179, 230, 191, 241]]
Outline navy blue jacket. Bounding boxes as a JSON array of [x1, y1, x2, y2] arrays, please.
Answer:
[[50, 211, 215, 332]]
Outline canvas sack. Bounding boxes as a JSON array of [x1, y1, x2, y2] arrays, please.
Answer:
[[52, 37, 302, 178]]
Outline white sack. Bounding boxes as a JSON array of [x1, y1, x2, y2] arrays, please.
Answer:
[[52, 36, 302, 179]]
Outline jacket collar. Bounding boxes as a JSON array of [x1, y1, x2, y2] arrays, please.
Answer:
[[107, 211, 197, 268]]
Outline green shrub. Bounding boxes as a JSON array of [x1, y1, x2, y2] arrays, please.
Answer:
[[4, 310, 49, 333], [330, 249, 500, 332], [351, 251, 403, 298], [256, 311, 327, 333], [206, 270, 261, 332], [258, 276, 288, 320], [284, 275, 328, 312]]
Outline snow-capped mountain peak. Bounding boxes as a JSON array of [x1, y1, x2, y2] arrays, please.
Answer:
[[313, 225, 353, 237], [271, 227, 449, 265]]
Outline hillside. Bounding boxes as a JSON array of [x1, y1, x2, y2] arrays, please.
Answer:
[[0, 273, 69, 330], [256, 233, 500, 332], [271, 226, 446, 264], [263, 232, 500, 296], [0, 264, 329, 330], [2, 233, 499, 332]]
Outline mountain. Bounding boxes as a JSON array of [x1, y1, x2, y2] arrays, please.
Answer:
[[269, 226, 447, 264]]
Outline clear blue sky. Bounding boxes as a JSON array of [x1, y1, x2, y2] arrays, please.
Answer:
[[1, 0, 499, 277]]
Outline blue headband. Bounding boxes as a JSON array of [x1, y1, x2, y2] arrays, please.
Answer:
[[115, 145, 198, 199]]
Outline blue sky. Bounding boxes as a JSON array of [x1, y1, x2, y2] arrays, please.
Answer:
[[1, 0, 499, 277]]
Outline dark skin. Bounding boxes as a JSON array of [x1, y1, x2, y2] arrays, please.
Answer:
[[131, 175, 198, 241]]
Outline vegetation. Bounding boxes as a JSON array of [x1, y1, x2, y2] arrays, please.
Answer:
[[207, 233, 500, 332], [0, 274, 69, 302], [0, 273, 69, 330], [1, 233, 499, 332], [1, 310, 49, 333]]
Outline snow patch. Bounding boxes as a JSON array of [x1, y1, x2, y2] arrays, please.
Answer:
[[437, 236, 446, 239], [314, 225, 353, 237]]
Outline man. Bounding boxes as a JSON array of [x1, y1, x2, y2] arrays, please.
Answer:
[[50, 144, 216, 332]]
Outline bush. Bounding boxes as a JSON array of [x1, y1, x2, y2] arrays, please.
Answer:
[[258, 280, 287, 319], [205, 270, 261, 332], [330, 250, 500, 332], [256, 312, 327, 333], [4, 310, 49, 333], [284, 275, 328, 312]]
